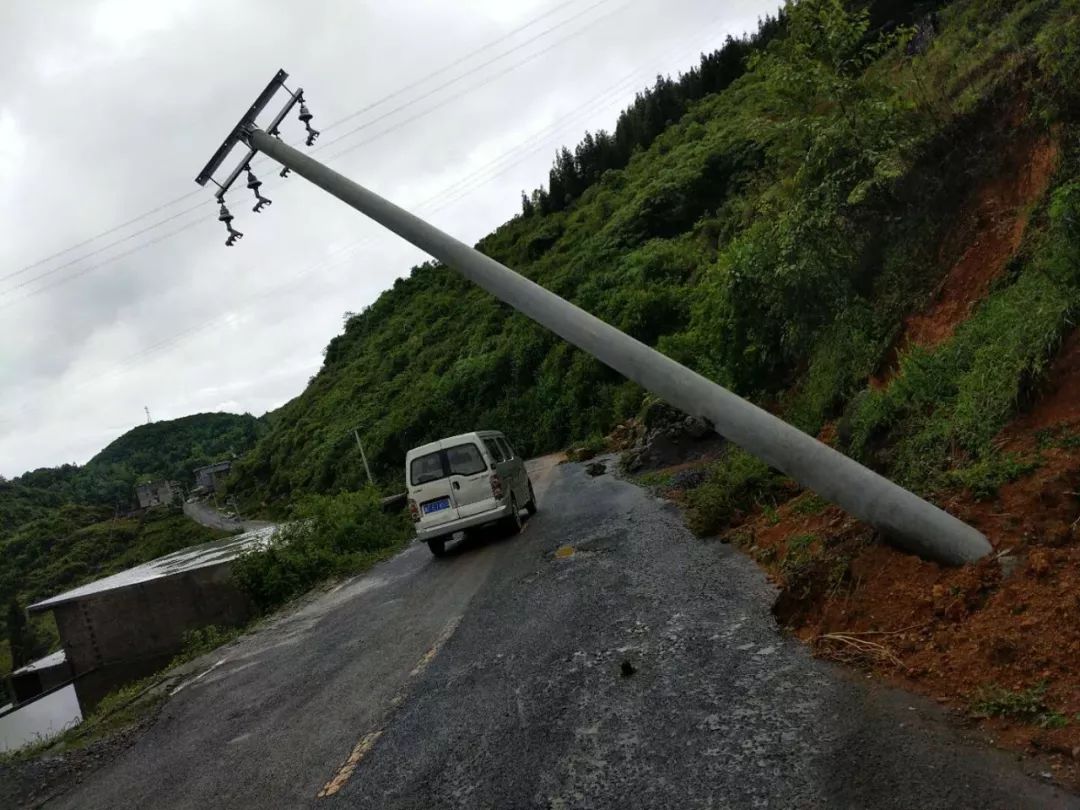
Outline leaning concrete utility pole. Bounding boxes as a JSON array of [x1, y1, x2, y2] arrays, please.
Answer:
[[353, 428, 375, 487], [195, 70, 992, 566]]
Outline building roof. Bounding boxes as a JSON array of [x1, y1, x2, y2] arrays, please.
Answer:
[[11, 650, 67, 676], [29, 525, 276, 613], [194, 460, 232, 473]]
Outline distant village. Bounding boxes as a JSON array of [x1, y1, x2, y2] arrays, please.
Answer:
[[133, 459, 233, 510]]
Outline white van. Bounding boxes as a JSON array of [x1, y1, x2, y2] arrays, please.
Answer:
[[406, 431, 536, 556]]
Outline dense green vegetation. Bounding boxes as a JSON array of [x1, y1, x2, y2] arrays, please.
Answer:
[[524, 12, 786, 216], [230, 0, 1078, 518], [232, 491, 411, 613], [681, 0, 1080, 534]]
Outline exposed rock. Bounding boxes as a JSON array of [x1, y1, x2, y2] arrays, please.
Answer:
[[906, 13, 938, 57], [998, 553, 1021, 580]]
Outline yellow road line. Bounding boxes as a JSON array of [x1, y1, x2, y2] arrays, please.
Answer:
[[316, 730, 383, 798], [316, 614, 461, 799], [409, 615, 461, 679]]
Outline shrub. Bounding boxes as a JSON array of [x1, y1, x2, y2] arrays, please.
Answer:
[[687, 448, 786, 535], [232, 490, 411, 613], [970, 681, 1070, 728], [947, 454, 1039, 500]]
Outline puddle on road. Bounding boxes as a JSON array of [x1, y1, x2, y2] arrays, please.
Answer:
[[0, 686, 82, 753]]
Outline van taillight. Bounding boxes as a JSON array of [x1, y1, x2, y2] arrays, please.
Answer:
[[490, 474, 503, 499], [408, 499, 420, 522]]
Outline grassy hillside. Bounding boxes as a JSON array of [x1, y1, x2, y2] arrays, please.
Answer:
[[231, 0, 1078, 509]]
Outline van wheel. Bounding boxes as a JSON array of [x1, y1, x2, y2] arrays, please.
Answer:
[[525, 479, 538, 515], [427, 538, 447, 557], [502, 496, 522, 536]]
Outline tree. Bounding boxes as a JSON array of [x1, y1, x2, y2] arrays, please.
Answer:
[[518, 13, 787, 216], [6, 598, 44, 669]]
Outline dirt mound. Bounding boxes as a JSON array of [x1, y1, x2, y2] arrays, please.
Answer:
[[717, 364, 1080, 789], [726, 482, 1080, 788], [618, 402, 724, 473], [652, 320, 1080, 788], [874, 122, 1059, 385]]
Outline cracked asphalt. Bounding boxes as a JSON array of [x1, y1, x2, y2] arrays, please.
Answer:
[[42, 456, 1079, 808]]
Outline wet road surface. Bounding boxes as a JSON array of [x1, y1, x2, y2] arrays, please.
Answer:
[[47, 456, 1078, 808]]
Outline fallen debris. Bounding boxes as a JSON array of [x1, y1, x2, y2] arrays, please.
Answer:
[[585, 461, 607, 477], [619, 399, 723, 473]]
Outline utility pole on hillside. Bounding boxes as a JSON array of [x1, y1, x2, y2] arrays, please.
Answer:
[[353, 428, 375, 488], [193, 69, 992, 567]]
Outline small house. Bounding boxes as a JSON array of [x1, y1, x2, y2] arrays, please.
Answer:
[[135, 480, 180, 509], [193, 461, 232, 493]]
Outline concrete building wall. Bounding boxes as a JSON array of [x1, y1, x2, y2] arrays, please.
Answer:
[[53, 562, 254, 711], [194, 462, 231, 493], [135, 480, 179, 509]]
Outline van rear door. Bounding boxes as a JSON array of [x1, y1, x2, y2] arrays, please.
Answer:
[[445, 440, 497, 519], [409, 445, 459, 529]]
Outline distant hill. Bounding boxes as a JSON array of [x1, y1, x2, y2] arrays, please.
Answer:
[[88, 412, 267, 485], [1, 413, 266, 532]]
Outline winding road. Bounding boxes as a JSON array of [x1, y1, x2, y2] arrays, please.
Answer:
[[45, 456, 1078, 808]]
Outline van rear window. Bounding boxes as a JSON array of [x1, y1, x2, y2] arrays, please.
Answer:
[[410, 452, 445, 486], [410, 443, 488, 486]]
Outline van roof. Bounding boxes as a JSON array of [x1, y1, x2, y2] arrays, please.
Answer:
[[406, 431, 504, 461]]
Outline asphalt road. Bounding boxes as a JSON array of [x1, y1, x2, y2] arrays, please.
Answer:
[[182, 499, 274, 533], [47, 456, 1078, 809]]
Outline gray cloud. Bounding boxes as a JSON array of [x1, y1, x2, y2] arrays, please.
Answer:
[[0, 0, 778, 476]]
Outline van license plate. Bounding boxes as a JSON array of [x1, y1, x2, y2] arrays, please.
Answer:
[[423, 498, 451, 515]]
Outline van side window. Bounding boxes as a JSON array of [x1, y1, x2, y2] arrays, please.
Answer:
[[446, 443, 487, 477], [497, 437, 515, 460], [483, 438, 505, 463]]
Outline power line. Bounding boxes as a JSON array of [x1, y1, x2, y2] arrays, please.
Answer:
[[0, 218, 208, 311], [0, 0, 588, 287], [313, 0, 619, 154], [0, 13, 736, 443], [317, 0, 580, 137], [3, 19, 724, 404], [0, 0, 636, 303], [0, 0, 630, 304]]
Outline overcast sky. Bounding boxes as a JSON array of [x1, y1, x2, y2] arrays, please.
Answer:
[[0, 0, 778, 478]]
